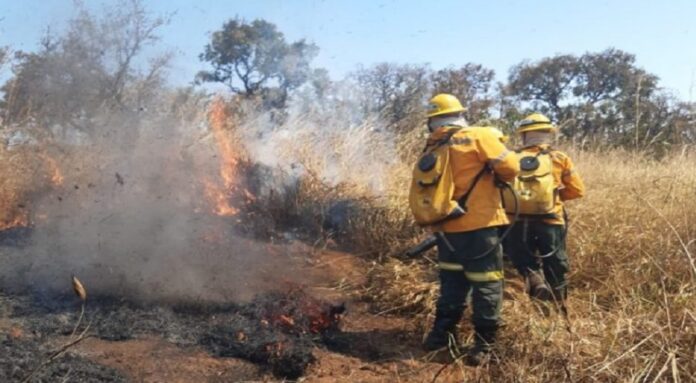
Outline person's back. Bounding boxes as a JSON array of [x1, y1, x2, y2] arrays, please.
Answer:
[[413, 93, 519, 366], [503, 113, 585, 303], [426, 126, 518, 232]]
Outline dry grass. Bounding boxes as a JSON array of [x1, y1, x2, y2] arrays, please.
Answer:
[[243, 109, 696, 380], [354, 146, 696, 382], [0, 129, 63, 230], [3, 104, 695, 380], [0, 145, 35, 228]]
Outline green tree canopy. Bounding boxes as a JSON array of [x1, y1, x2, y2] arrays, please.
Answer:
[[431, 64, 495, 122], [507, 54, 579, 120], [504, 48, 684, 146], [197, 19, 318, 107]]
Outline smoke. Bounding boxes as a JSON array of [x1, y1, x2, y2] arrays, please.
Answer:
[[237, 85, 406, 197], [0, 82, 412, 302], [0, 85, 413, 305], [0, 0, 410, 302], [0, 104, 306, 303]]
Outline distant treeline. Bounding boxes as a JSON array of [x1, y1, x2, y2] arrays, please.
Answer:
[[1, 0, 693, 150]]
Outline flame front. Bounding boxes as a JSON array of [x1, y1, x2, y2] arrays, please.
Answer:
[[40, 153, 64, 186], [204, 98, 252, 217], [203, 179, 238, 216], [208, 98, 239, 192], [0, 150, 63, 232]]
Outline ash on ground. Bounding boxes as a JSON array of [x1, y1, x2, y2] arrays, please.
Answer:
[[2, 288, 345, 380], [1, 337, 127, 383]]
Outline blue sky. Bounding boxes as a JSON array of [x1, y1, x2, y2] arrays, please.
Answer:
[[1, 0, 695, 100]]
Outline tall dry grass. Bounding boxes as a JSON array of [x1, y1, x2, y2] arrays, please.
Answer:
[[238, 106, 696, 380], [357, 146, 696, 382], [0, 128, 63, 230], [3, 97, 694, 380]]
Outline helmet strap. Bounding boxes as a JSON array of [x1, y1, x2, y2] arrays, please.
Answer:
[[427, 118, 437, 132]]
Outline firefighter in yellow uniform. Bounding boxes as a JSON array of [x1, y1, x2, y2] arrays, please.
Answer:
[[503, 113, 585, 302], [419, 94, 519, 365]]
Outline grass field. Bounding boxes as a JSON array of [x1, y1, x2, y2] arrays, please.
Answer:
[[256, 119, 696, 381], [2, 105, 695, 381]]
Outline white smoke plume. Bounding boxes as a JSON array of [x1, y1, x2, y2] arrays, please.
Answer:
[[236, 86, 406, 197], [0, 74, 417, 306], [0, 102, 309, 303]]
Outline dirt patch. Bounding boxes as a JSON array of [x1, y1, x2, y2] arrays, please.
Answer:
[[71, 303, 451, 383], [74, 337, 264, 383]]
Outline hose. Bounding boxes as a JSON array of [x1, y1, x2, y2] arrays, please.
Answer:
[[524, 207, 569, 259], [459, 180, 519, 261], [404, 179, 520, 260]]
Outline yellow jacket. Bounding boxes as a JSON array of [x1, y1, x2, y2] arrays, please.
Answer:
[[512, 145, 585, 225], [427, 126, 519, 233]]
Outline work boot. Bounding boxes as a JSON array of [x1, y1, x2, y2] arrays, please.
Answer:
[[422, 329, 457, 351], [466, 326, 496, 366], [422, 307, 462, 351], [526, 270, 552, 301]]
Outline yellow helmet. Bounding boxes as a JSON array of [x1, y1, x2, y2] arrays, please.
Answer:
[[426, 93, 465, 118], [516, 113, 557, 134]]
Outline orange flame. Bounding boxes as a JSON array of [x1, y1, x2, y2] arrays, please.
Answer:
[[203, 179, 237, 216], [0, 153, 62, 232], [203, 98, 254, 216], [40, 153, 64, 186], [208, 98, 240, 192], [0, 212, 29, 232], [0, 145, 64, 233]]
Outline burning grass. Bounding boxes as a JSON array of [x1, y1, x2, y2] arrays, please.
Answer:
[[210, 104, 696, 380], [0, 137, 62, 233], [2, 96, 695, 381], [201, 289, 345, 379]]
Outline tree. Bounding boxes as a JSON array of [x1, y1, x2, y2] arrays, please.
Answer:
[[431, 64, 495, 122], [197, 18, 318, 107], [0, 0, 170, 130], [0, 33, 107, 127], [353, 63, 430, 126], [308, 68, 331, 100], [574, 49, 656, 104], [0, 46, 7, 69], [507, 54, 579, 120], [567, 50, 658, 140], [505, 48, 680, 147]]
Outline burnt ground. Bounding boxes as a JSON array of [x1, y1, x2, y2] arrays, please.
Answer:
[[0, 243, 458, 383]]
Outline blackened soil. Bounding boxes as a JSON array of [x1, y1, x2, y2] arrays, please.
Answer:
[[1, 336, 126, 383], [5, 289, 342, 380], [0, 247, 447, 382]]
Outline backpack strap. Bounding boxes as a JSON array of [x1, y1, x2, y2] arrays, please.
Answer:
[[457, 165, 489, 212], [421, 127, 485, 213]]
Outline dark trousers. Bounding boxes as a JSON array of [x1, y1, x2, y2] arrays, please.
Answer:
[[503, 220, 569, 296], [432, 227, 503, 334]]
